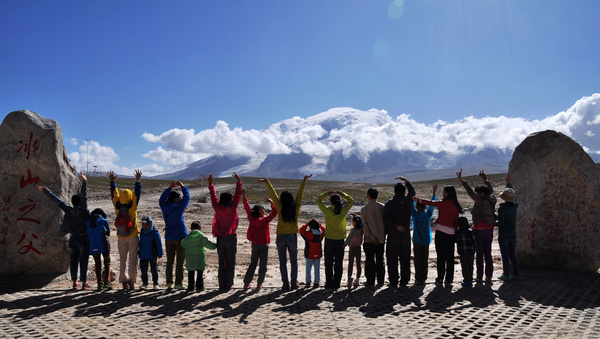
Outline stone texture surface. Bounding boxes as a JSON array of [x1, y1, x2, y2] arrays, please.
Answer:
[[509, 130, 600, 271], [0, 110, 79, 275]]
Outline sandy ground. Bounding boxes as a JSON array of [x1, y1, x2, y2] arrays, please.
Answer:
[[32, 184, 505, 290]]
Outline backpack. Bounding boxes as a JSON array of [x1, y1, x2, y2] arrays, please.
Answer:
[[115, 202, 134, 237]]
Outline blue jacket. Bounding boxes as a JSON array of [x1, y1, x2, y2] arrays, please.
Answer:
[[87, 214, 110, 254], [411, 195, 436, 246], [159, 186, 190, 240], [139, 226, 164, 260]]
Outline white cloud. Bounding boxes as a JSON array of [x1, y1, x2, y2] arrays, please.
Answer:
[[140, 93, 600, 174], [70, 138, 78, 146], [69, 140, 120, 175]]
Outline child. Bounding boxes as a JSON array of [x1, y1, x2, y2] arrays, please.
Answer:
[[455, 216, 475, 286], [139, 215, 163, 290], [411, 184, 437, 285], [242, 189, 277, 290], [87, 208, 112, 290], [497, 174, 518, 281], [181, 221, 217, 291], [344, 215, 363, 287], [299, 219, 325, 288]]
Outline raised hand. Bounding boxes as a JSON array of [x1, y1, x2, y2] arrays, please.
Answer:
[[257, 178, 269, 183], [107, 171, 117, 181], [456, 168, 463, 181], [395, 176, 407, 182], [479, 169, 487, 181], [80, 172, 87, 182], [303, 174, 313, 181], [37, 186, 48, 193], [232, 172, 241, 182], [134, 169, 143, 181], [208, 174, 213, 185]]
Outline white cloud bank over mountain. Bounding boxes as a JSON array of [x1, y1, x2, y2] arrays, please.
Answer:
[[68, 93, 600, 176], [140, 93, 600, 175]]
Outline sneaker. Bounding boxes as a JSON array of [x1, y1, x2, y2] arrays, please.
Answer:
[[256, 284, 263, 290], [187, 286, 194, 292], [174, 284, 187, 290], [97, 282, 104, 291], [104, 282, 113, 290], [461, 281, 472, 287], [435, 279, 443, 286], [485, 277, 492, 283], [498, 274, 510, 281], [153, 284, 159, 290], [82, 282, 92, 290], [243, 283, 251, 290], [291, 283, 299, 290], [281, 283, 290, 290], [141, 284, 149, 290], [509, 274, 519, 280], [127, 281, 135, 290], [313, 283, 320, 288], [474, 277, 483, 283], [353, 279, 360, 286], [72, 281, 80, 290], [166, 283, 174, 289], [122, 282, 129, 290]]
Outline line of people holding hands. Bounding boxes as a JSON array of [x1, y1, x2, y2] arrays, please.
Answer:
[[39, 168, 518, 291]]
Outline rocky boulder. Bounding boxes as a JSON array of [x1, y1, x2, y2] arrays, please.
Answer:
[[0, 110, 79, 275], [509, 130, 600, 271]]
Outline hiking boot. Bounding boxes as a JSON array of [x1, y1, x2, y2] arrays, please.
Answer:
[[290, 283, 299, 290], [104, 282, 113, 290], [127, 281, 135, 290], [122, 282, 129, 290], [97, 282, 104, 291], [281, 283, 290, 290]]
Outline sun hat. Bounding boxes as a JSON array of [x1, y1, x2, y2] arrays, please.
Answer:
[[499, 188, 515, 202]]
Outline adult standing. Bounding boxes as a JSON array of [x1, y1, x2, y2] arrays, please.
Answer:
[[159, 180, 190, 289], [38, 172, 90, 290], [209, 172, 242, 291], [108, 169, 142, 290], [383, 176, 416, 288], [360, 188, 386, 286], [458, 169, 497, 282], [413, 184, 463, 286], [259, 174, 312, 290], [317, 190, 354, 289]]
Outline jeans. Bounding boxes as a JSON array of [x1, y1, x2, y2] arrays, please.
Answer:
[[244, 243, 269, 286], [188, 270, 204, 290], [474, 228, 494, 279], [306, 258, 321, 285], [363, 242, 385, 285], [413, 242, 429, 283], [140, 258, 159, 285], [460, 254, 474, 282], [165, 239, 186, 286], [276, 234, 298, 285], [498, 232, 518, 276], [386, 232, 412, 286], [347, 246, 362, 281], [435, 231, 455, 284], [217, 234, 237, 290], [68, 235, 89, 282], [324, 238, 345, 288]]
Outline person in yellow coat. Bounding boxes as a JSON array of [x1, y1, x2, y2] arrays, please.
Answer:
[[108, 169, 142, 290]]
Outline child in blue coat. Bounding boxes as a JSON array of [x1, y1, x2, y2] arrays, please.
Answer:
[[87, 208, 112, 290], [139, 215, 164, 289], [411, 184, 437, 285]]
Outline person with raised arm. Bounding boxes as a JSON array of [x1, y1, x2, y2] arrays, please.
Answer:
[[208, 172, 242, 291], [258, 174, 312, 290], [159, 180, 190, 289], [412, 182, 463, 287], [457, 169, 497, 283], [108, 169, 142, 290]]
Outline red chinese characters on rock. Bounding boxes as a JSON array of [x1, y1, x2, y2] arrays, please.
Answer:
[[16, 233, 41, 255], [0, 194, 10, 246], [20, 169, 40, 188], [16, 132, 39, 160]]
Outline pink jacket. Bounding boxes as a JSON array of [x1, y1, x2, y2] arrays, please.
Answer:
[[209, 181, 242, 237]]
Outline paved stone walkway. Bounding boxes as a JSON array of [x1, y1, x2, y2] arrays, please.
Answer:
[[2, 276, 600, 338]]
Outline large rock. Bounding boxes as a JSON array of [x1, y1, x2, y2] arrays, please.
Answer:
[[509, 130, 600, 271], [0, 110, 79, 275]]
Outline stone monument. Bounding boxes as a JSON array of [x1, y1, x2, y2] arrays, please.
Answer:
[[0, 110, 79, 275], [509, 130, 600, 271]]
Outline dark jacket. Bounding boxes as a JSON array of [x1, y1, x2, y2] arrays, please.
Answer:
[[383, 181, 416, 234], [44, 181, 89, 236]]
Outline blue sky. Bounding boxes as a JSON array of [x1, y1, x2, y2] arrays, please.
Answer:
[[1, 1, 599, 176]]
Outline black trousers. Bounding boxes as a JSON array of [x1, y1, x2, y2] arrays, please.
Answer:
[[324, 238, 345, 288], [363, 242, 385, 285]]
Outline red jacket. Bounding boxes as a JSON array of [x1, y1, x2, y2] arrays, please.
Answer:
[[209, 181, 242, 237], [418, 198, 460, 229], [243, 197, 277, 245], [299, 223, 326, 259]]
